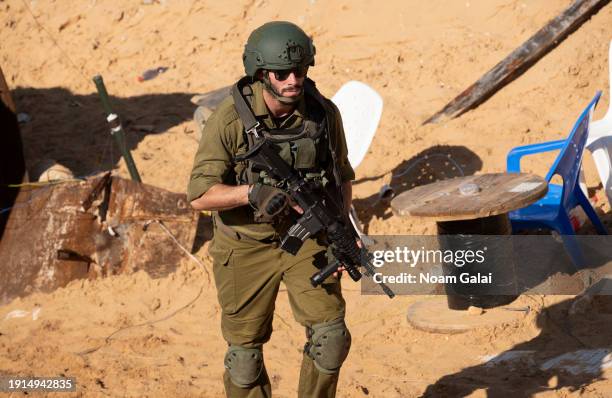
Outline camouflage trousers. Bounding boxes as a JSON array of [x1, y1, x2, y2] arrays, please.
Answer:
[[208, 225, 347, 398]]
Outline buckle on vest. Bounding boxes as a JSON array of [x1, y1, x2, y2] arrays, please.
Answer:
[[246, 122, 262, 138]]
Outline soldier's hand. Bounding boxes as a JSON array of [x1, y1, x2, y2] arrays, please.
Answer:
[[248, 183, 289, 218], [288, 198, 304, 214], [333, 265, 345, 279]]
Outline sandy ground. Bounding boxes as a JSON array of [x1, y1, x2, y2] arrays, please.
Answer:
[[2, 0, 612, 396]]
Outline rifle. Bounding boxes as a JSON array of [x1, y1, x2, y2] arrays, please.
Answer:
[[235, 137, 395, 298]]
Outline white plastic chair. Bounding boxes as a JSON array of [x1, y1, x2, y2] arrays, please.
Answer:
[[583, 40, 612, 206], [331, 81, 383, 170], [331, 81, 383, 242]]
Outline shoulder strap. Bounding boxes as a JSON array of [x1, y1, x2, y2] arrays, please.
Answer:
[[231, 77, 262, 138], [303, 78, 327, 110], [304, 79, 343, 188]]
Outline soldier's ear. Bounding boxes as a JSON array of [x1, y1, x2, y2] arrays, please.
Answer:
[[255, 70, 264, 81]]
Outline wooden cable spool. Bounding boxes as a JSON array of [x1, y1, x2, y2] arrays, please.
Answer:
[[392, 173, 548, 309]]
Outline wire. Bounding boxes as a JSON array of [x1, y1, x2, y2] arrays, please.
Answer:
[[7, 178, 85, 188], [144, 219, 211, 283], [20, 0, 92, 85], [15, 0, 120, 193], [0, 183, 54, 215], [95, 133, 115, 172], [0, 171, 107, 215], [75, 283, 207, 357], [75, 219, 212, 357]]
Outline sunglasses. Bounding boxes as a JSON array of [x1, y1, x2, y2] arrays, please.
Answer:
[[269, 66, 308, 81]]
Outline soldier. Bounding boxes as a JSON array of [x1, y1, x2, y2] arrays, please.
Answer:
[[188, 21, 355, 397]]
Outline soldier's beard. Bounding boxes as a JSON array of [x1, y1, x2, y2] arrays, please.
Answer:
[[263, 73, 303, 105]]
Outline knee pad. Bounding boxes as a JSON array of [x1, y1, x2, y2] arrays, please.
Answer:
[[224, 345, 264, 388], [305, 318, 351, 375]]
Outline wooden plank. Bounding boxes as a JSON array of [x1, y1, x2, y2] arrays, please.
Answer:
[[390, 173, 548, 221], [423, 0, 610, 124]]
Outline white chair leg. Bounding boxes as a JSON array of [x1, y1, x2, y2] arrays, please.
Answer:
[[349, 206, 374, 246], [590, 143, 612, 206], [584, 40, 612, 206], [579, 169, 588, 198]]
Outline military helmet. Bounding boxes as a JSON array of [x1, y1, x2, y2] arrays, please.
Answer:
[[243, 21, 315, 77]]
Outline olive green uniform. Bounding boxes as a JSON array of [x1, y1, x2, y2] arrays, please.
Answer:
[[187, 80, 354, 397]]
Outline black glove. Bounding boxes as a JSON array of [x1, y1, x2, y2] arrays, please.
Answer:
[[248, 183, 290, 222]]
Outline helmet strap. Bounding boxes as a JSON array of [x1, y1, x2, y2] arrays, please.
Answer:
[[263, 72, 303, 105]]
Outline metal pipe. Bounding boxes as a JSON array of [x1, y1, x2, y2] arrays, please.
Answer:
[[92, 75, 142, 183]]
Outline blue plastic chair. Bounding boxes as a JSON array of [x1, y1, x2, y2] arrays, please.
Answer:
[[506, 92, 608, 267]]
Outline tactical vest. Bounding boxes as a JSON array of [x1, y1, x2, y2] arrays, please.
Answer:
[[231, 77, 345, 223]]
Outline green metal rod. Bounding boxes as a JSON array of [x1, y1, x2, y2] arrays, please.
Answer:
[[92, 75, 142, 183]]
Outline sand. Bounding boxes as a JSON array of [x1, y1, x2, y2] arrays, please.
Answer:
[[2, 0, 612, 396]]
